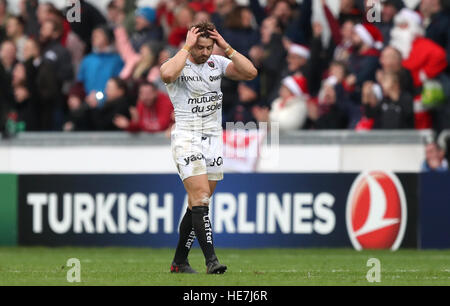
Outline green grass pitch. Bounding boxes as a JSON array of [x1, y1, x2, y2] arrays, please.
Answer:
[[1, 248, 449, 286]]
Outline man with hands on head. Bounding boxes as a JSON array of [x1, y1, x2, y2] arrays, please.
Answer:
[[160, 21, 257, 274]]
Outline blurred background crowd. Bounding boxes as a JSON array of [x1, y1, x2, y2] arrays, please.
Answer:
[[0, 0, 449, 138]]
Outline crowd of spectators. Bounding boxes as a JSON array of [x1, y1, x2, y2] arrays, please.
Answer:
[[0, 0, 450, 136]]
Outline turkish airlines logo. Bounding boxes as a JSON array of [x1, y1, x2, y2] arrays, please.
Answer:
[[346, 171, 407, 251]]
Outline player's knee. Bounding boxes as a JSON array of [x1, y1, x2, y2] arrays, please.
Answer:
[[191, 192, 210, 207]]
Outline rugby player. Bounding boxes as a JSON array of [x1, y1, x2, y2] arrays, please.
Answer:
[[161, 21, 257, 274]]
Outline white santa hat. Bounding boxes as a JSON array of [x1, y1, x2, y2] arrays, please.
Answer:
[[354, 23, 384, 50], [394, 8, 422, 27], [289, 44, 310, 59], [282, 75, 309, 97], [393, 8, 425, 36]]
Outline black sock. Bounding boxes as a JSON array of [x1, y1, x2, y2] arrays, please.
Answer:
[[173, 208, 196, 265], [191, 206, 217, 265]]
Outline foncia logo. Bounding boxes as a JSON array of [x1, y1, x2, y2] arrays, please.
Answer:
[[346, 171, 407, 251]]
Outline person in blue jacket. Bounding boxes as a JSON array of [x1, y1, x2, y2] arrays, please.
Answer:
[[422, 142, 449, 172], [77, 25, 124, 107]]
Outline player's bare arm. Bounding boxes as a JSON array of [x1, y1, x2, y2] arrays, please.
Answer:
[[160, 27, 201, 84], [208, 29, 258, 81]]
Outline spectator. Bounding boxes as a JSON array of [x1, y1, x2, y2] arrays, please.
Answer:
[[422, 142, 449, 172], [23, 38, 62, 131], [391, 8, 448, 86], [167, 5, 194, 48], [11, 61, 27, 88], [271, 0, 294, 29], [338, 0, 363, 24], [356, 46, 414, 130], [222, 6, 259, 58], [362, 73, 414, 130], [9, 81, 39, 131], [390, 8, 448, 129], [130, 7, 164, 52], [112, 0, 138, 35], [188, 0, 215, 14], [333, 20, 355, 63], [328, 61, 349, 85], [193, 10, 212, 25], [19, 0, 39, 39], [88, 77, 131, 131], [268, 75, 308, 131], [36, 3, 70, 47], [148, 46, 178, 93], [284, 44, 309, 77], [284, 0, 311, 45], [77, 25, 124, 107], [114, 22, 162, 82], [107, 0, 125, 28], [130, 42, 159, 81], [267, 42, 311, 104], [69, 0, 107, 53], [113, 81, 173, 133], [307, 80, 349, 130], [0, 40, 17, 115], [48, 5, 73, 48], [44, 5, 86, 77], [0, 0, 10, 43], [346, 23, 383, 90], [211, 0, 236, 31], [64, 83, 90, 132], [6, 16, 27, 62], [225, 78, 260, 125], [156, 0, 184, 37], [377, 46, 414, 95], [375, 0, 404, 45], [40, 19, 74, 86], [249, 16, 286, 106], [420, 0, 450, 64]]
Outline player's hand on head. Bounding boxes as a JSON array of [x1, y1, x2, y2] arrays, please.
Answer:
[[207, 29, 228, 50], [185, 27, 201, 50]]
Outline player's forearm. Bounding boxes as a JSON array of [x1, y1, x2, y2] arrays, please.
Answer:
[[229, 51, 258, 81], [160, 48, 190, 83]]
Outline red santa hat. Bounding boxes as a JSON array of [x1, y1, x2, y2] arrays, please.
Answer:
[[289, 44, 310, 59], [282, 75, 309, 97], [354, 23, 384, 50]]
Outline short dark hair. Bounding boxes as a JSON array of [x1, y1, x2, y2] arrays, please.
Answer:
[[8, 15, 26, 28], [139, 81, 158, 91], [190, 21, 216, 39], [44, 19, 64, 38], [330, 60, 349, 76], [107, 0, 119, 10], [1, 39, 16, 49], [94, 25, 115, 44], [110, 77, 128, 95], [26, 37, 41, 55]]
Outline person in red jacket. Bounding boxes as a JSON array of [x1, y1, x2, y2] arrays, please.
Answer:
[[167, 5, 194, 48], [114, 81, 174, 133], [390, 8, 448, 129]]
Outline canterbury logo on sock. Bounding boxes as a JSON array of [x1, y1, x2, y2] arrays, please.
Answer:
[[185, 230, 196, 249], [203, 216, 213, 245]]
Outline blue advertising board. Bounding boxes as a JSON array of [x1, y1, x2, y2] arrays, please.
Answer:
[[419, 173, 450, 249], [18, 173, 418, 249]]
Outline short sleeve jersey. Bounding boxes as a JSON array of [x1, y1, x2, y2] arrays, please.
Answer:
[[165, 55, 232, 136]]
